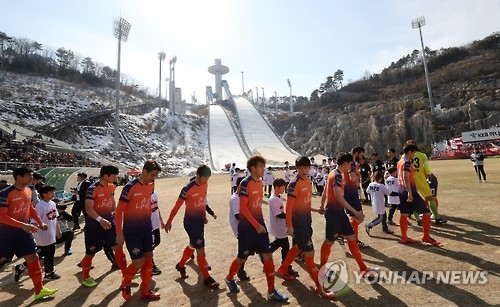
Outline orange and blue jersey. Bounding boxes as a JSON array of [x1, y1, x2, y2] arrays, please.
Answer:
[[86, 181, 116, 221], [238, 176, 264, 232], [342, 161, 360, 200], [116, 178, 154, 234], [286, 175, 312, 228], [326, 169, 344, 211], [397, 156, 416, 193], [167, 180, 208, 224], [0, 186, 41, 233]]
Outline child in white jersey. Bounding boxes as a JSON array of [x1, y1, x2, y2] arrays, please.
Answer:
[[365, 173, 394, 236], [33, 185, 61, 280], [150, 192, 164, 275], [385, 168, 400, 225], [268, 178, 298, 278]]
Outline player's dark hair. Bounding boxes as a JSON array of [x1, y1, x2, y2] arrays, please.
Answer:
[[197, 165, 212, 177], [387, 167, 397, 174], [388, 148, 396, 153], [13, 167, 33, 180], [247, 155, 266, 170], [336, 152, 353, 165], [143, 160, 162, 173], [403, 144, 418, 154], [352, 147, 365, 155], [100, 165, 119, 178], [33, 172, 43, 180], [371, 172, 384, 183], [39, 185, 56, 195], [295, 156, 311, 167], [235, 168, 240, 172], [273, 178, 286, 188]]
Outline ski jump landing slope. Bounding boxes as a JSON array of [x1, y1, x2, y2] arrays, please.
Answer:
[[233, 97, 298, 164], [208, 104, 248, 172]]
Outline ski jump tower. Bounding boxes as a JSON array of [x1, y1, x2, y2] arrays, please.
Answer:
[[208, 59, 229, 102]]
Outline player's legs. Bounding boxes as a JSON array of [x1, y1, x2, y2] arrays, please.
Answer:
[[195, 247, 219, 288], [111, 245, 127, 275], [260, 252, 277, 294]]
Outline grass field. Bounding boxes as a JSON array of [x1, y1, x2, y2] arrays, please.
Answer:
[[0, 158, 499, 306]]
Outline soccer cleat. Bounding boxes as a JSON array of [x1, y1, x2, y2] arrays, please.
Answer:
[[360, 267, 381, 278], [34, 287, 58, 300], [430, 214, 435, 219], [225, 278, 240, 293], [82, 277, 97, 287], [383, 229, 395, 234], [77, 262, 94, 270], [365, 225, 372, 237], [133, 273, 140, 279], [417, 220, 422, 226], [267, 288, 289, 302], [175, 263, 189, 279], [277, 267, 296, 280], [152, 265, 162, 275], [422, 237, 442, 246], [357, 240, 369, 248], [65, 249, 73, 255], [44, 272, 61, 280], [400, 237, 417, 244], [435, 218, 448, 225], [237, 268, 250, 281], [122, 284, 132, 300], [387, 220, 396, 226], [316, 287, 336, 300], [288, 266, 299, 277], [140, 289, 161, 300], [204, 276, 220, 289], [13, 264, 26, 282]]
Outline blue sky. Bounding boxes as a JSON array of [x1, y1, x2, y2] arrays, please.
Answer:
[[2, 0, 499, 101]]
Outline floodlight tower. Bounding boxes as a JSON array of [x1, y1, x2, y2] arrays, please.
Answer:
[[241, 71, 245, 95], [412, 16, 434, 112], [208, 59, 229, 102], [287, 78, 293, 114], [112, 16, 131, 152], [169, 56, 177, 114], [158, 51, 166, 122]]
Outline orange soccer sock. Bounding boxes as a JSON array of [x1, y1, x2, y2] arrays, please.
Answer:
[[320, 241, 333, 267], [351, 219, 359, 241], [226, 258, 241, 281], [196, 256, 210, 280], [27, 260, 43, 294], [400, 215, 409, 239], [278, 245, 300, 272], [140, 258, 153, 294], [114, 249, 128, 275], [81, 255, 93, 280], [347, 240, 367, 272], [263, 260, 275, 294], [422, 214, 431, 240], [179, 246, 194, 268], [122, 263, 138, 286], [305, 255, 321, 289]]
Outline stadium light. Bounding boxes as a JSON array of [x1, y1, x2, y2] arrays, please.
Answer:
[[169, 56, 177, 114], [112, 16, 131, 152], [158, 51, 166, 124], [412, 16, 434, 112], [287, 78, 293, 114]]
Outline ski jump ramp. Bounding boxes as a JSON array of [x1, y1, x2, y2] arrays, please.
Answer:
[[233, 97, 299, 164], [208, 104, 248, 172]]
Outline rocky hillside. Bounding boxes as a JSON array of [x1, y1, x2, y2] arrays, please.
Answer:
[[269, 34, 500, 156]]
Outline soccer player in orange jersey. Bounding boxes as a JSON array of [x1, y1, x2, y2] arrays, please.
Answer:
[[165, 165, 219, 289], [277, 156, 335, 299], [397, 144, 441, 246], [0, 167, 57, 300], [319, 153, 378, 276], [80, 165, 128, 288], [116, 160, 162, 301], [224, 155, 288, 302]]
